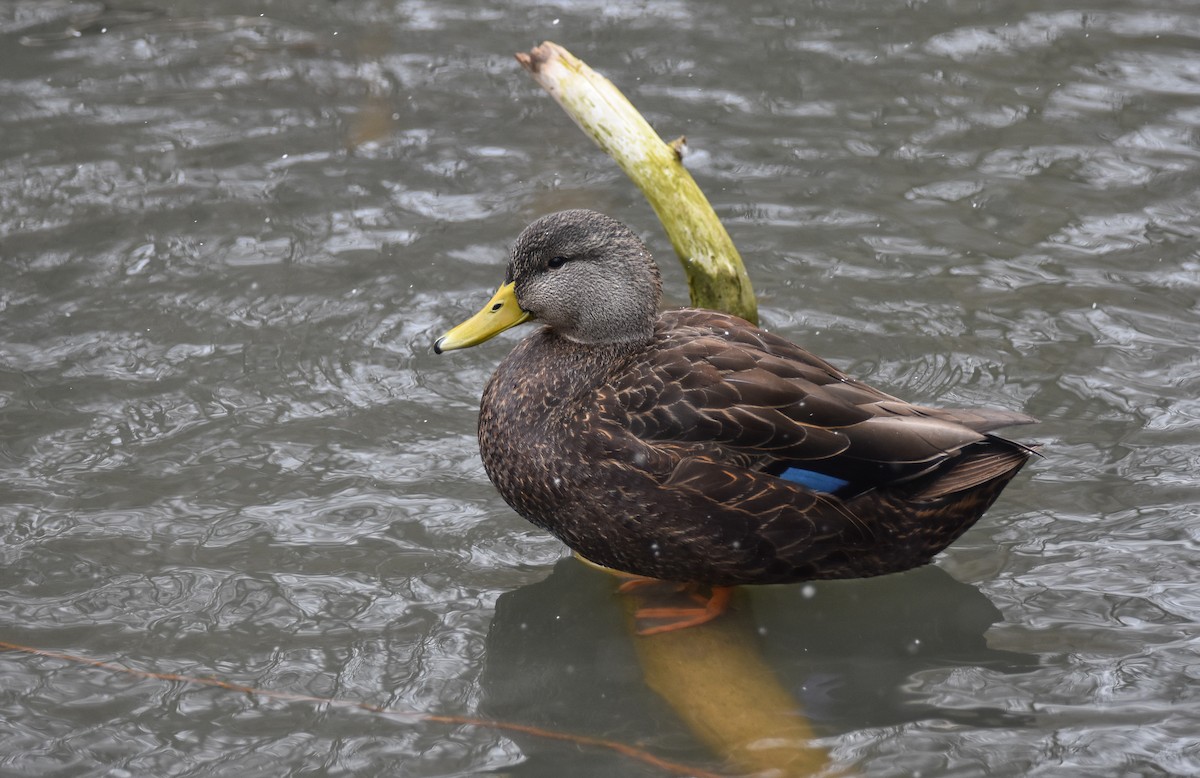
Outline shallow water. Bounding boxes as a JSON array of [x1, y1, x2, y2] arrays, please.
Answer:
[[2, 1, 1199, 776]]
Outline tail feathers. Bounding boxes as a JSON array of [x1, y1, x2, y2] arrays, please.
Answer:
[[910, 437, 1033, 500]]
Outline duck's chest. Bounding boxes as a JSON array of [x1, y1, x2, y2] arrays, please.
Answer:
[[476, 334, 629, 524]]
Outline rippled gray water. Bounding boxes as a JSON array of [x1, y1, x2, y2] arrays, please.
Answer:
[[3, 1, 1199, 776]]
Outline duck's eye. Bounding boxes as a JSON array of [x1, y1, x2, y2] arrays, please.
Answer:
[[547, 256, 568, 270]]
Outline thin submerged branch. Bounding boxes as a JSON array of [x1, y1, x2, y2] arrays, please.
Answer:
[[0, 639, 728, 778]]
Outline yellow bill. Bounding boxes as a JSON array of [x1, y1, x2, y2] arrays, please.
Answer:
[[434, 281, 532, 353]]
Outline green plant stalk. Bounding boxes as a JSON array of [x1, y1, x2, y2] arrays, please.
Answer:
[[516, 42, 758, 324]]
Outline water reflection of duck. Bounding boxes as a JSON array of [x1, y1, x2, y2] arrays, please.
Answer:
[[481, 560, 1037, 771], [436, 210, 1036, 630]]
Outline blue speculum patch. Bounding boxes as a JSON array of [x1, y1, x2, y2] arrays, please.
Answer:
[[777, 467, 851, 494]]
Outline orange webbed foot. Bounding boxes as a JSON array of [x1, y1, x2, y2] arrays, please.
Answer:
[[620, 582, 734, 636]]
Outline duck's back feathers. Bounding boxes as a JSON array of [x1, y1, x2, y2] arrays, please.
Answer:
[[600, 309, 1030, 497]]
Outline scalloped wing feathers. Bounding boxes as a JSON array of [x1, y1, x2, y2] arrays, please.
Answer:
[[599, 310, 1029, 491]]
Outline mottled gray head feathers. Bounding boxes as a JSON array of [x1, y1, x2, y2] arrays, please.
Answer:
[[507, 210, 663, 346]]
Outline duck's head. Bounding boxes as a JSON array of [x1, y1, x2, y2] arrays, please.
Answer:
[[434, 209, 662, 353]]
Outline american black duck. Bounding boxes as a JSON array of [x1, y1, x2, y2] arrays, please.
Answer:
[[435, 210, 1035, 631]]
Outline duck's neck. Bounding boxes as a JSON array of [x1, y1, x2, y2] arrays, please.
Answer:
[[549, 304, 657, 347], [483, 327, 637, 419]]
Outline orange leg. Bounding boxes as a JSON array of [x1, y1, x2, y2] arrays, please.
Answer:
[[616, 576, 684, 594], [619, 581, 735, 636]]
